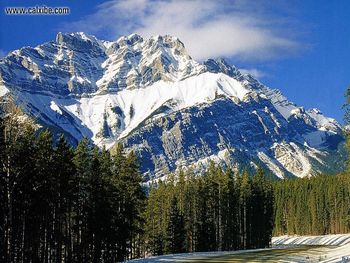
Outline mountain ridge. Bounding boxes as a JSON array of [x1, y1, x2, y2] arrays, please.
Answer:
[[0, 32, 345, 179]]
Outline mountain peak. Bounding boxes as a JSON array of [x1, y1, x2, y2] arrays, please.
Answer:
[[148, 34, 185, 47], [115, 33, 143, 47], [56, 31, 98, 44], [55, 32, 105, 55]]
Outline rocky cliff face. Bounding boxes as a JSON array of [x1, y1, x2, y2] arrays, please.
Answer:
[[0, 32, 345, 180]]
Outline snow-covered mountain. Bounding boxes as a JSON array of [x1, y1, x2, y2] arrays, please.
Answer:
[[0, 32, 345, 179]]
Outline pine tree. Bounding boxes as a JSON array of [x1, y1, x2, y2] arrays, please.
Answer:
[[145, 182, 166, 256], [123, 151, 145, 259], [72, 138, 92, 262], [165, 196, 185, 254], [223, 168, 238, 250], [53, 135, 75, 262], [251, 167, 274, 248], [239, 170, 252, 249], [33, 130, 56, 262]]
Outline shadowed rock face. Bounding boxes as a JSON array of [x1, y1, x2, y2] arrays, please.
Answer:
[[0, 32, 345, 180]]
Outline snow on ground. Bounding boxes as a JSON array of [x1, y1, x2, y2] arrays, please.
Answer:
[[126, 252, 229, 263], [124, 245, 350, 263], [321, 243, 350, 263], [273, 234, 350, 263], [272, 233, 350, 246], [124, 248, 280, 263], [124, 234, 350, 262]]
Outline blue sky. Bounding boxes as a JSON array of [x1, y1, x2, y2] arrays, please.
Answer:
[[1, 0, 349, 122]]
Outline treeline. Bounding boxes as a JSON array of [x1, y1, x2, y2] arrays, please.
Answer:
[[0, 107, 145, 263], [144, 164, 274, 255], [273, 174, 350, 236]]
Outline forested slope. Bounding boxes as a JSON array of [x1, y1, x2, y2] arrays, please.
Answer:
[[273, 174, 350, 236], [144, 165, 274, 255]]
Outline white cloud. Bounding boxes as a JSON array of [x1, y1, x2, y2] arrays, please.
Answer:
[[64, 0, 302, 61], [240, 68, 266, 79]]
